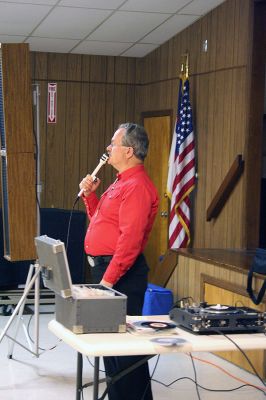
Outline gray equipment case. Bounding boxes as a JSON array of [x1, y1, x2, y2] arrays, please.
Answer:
[[35, 235, 127, 334]]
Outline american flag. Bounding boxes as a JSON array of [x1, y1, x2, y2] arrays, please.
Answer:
[[167, 77, 196, 248]]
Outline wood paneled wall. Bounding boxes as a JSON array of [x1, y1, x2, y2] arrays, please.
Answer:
[[30, 0, 264, 249], [135, 0, 264, 249], [167, 253, 266, 377], [31, 53, 137, 210]]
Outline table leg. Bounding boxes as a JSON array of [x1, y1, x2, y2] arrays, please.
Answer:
[[76, 352, 83, 400], [93, 357, 100, 400]]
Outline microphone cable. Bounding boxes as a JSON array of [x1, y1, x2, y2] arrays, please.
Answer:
[[188, 352, 202, 400], [65, 195, 80, 255]]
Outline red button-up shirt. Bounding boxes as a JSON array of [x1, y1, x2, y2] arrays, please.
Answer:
[[83, 165, 159, 285]]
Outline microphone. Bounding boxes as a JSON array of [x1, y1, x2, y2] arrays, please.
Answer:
[[78, 153, 109, 197]]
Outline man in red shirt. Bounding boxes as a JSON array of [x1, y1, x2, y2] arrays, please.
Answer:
[[79, 123, 158, 400]]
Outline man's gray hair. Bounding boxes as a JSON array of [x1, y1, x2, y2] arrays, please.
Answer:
[[119, 123, 149, 161]]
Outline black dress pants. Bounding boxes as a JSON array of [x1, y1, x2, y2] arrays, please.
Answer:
[[90, 254, 153, 400]]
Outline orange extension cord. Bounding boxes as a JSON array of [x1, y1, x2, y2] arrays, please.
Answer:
[[187, 353, 266, 392]]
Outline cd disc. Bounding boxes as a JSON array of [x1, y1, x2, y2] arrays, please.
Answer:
[[150, 337, 186, 346], [140, 321, 176, 330]]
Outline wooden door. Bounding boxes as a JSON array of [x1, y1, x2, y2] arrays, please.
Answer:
[[143, 115, 171, 277]]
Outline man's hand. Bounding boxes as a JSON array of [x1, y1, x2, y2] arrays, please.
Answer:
[[100, 279, 113, 288], [79, 174, 101, 197]]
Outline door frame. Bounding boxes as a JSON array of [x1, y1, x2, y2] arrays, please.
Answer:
[[141, 109, 174, 223], [141, 109, 173, 123], [141, 110, 174, 271]]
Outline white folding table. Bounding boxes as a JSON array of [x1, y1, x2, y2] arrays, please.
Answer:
[[48, 315, 266, 400]]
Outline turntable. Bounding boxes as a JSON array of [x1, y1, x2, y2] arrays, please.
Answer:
[[169, 303, 266, 334]]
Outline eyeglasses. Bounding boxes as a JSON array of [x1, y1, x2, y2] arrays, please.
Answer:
[[108, 143, 128, 148]]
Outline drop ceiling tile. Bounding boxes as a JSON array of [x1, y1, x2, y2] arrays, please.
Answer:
[[0, 0, 227, 57], [141, 14, 200, 44], [26, 37, 79, 53], [120, 0, 191, 13], [180, 0, 225, 15], [89, 11, 171, 42], [59, 0, 125, 8], [6, 0, 57, 4], [0, 35, 26, 44], [122, 43, 158, 57], [0, 3, 52, 35], [72, 40, 131, 56], [32, 7, 113, 39]]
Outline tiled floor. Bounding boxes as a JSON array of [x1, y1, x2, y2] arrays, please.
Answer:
[[0, 309, 265, 400]]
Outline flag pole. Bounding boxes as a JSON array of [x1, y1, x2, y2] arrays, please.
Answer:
[[168, 51, 195, 249]]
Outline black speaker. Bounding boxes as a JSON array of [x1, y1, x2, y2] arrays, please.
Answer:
[[0, 208, 87, 288], [40, 208, 86, 284]]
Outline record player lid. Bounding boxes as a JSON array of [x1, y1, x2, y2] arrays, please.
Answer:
[[34, 235, 73, 298]]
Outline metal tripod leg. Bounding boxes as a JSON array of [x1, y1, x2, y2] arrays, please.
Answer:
[[7, 264, 35, 358], [7, 262, 40, 357], [0, 263, 41, 355], [34, 264, 40, 356]]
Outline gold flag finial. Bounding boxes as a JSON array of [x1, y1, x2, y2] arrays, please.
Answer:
[[179, 53, 189, 79]]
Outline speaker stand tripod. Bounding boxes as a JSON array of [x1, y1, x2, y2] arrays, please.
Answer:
[[0, 262, 42, 356]]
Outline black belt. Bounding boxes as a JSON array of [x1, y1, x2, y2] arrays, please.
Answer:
[[87, 255, 112, 267]]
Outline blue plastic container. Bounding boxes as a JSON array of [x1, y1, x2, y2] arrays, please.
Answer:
[[142, 283, 173, 315]]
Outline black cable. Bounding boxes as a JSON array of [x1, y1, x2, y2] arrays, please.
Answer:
[[86, 348, 160, 399], [150, 332, 266, 397], [152, 376, 266, 395], [213, 328, 266, 388], [86, 354, 160, 399], [140, 355, 160, 400], [26, 313, 62, 352], [189, 352, 201, 400], [86, 356, 105, 373], [65, 196, 80, 254], [32, 94, 42, 220]]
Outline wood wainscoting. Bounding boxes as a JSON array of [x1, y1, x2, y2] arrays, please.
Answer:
[[167, 249, 266, 378], [203, 277, 265, 377]]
